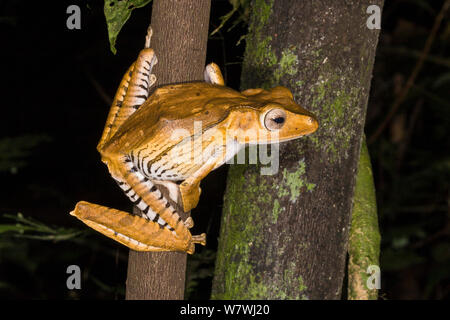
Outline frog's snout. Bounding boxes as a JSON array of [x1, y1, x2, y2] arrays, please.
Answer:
[[295, 114, 318, 136], [307, 116, 319, 134]]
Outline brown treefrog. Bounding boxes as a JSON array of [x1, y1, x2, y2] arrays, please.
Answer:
[[71, 27, 318, 254]]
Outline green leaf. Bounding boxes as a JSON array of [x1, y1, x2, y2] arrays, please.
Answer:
[[104, 0, 152, 54], [0, 213, 85, 242], [0, 224, 31, 234]]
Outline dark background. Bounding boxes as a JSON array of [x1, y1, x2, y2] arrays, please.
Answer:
[[0, 0, 448, 299]]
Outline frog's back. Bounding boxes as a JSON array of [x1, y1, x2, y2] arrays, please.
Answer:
[[102, 82, 249, 155]]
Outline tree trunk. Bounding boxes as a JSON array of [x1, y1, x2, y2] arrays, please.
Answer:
[[212, 0, 382, 299], [348, 137, 380, 300], [125, 0, 211, 300]]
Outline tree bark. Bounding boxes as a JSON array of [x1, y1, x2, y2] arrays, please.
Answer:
[[125, 0, 211, 300], [212, 0, 382, 299]]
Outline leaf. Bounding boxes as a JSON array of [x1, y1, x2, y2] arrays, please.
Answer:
[[104, 0, 152, 54], [0, 224, 30, 234], [0, 213, 85, 242]]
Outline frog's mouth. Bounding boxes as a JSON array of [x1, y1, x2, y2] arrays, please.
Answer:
[[245, 134, 307, 145]]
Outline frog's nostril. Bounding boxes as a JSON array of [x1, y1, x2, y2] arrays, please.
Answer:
[[306, 116, 319, 132]]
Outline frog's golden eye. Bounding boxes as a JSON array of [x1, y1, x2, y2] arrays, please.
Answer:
[[263, 109, 286, 131]]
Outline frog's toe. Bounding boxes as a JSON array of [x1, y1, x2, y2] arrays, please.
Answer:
[[192, 233, 206, 246], [184, 217, 194, 229], [145, 25, 153, 48]]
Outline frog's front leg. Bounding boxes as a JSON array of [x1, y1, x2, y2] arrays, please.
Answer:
[[204, 62, 225, 85], [179, 146, 228, 212]]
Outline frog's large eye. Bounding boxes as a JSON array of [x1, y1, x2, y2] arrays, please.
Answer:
[[263, 109, 286, 131]]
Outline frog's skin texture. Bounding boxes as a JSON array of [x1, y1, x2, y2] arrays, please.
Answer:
[[70, 27, 319, 254]]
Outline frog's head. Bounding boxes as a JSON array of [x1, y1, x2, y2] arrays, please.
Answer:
[[225, 86, 319, 144]]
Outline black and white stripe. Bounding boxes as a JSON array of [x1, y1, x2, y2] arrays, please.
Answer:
[[113, 157, 177, 232], [130, 147, 183, 181]]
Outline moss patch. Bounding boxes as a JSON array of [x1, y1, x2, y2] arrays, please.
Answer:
[[212, 164, 268, 299], [243, 0, 275, 70], [278, 160, 315, 202], [347, 138, 380, 300], [306, 72, 362, 162], [271, 199, 282, 224], [212, 163, 310, 299]]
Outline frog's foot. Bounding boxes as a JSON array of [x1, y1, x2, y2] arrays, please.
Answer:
[[71, 201, 200, 254], [144, 26, 153, 48], [180, 181, 201, 213], [204, 62, 225, 86], [145, 25, 153, 48], [192, 233, 207, 246]]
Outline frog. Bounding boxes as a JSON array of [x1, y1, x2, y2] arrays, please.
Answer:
[[70, 27, 319, 254]]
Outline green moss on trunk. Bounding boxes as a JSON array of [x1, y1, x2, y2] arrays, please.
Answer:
[[347, 138, 380, 300], [212, 0, 382, 300], [211, 163, 309, 300]]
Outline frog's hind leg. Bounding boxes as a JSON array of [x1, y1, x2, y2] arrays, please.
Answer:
[[97, 63, 135, 150], [111, 175, 176, 229], [119, 157, 194, 237], [71, 201, 201, 253], [97, 27, 158, 150], [101, 155, 206, 253], [204, 63, 225, 85]]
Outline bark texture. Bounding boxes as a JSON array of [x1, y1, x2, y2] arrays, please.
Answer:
[[212, 0, 382, 299], [125, 0, 211, 300]]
